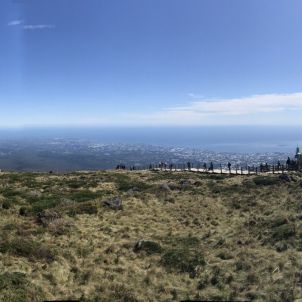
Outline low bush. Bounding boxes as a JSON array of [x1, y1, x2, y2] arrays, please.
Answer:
[[253, 176, 279, 186], [271, 224, 295, 241], [73, 201, 98, 215], [70, 190, 100, 202], [163, 235, 200, 248], [133, 240, 162, 255], [1, 199, 12, 209], [0, 238, 56, 262], [160, 248, 205, 273], [0, 272, 45, 302]]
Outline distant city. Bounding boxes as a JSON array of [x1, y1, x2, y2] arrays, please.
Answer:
[[0, 137, 295, 172]]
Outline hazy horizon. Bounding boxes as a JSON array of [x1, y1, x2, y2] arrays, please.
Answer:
[[0, 125, 301, 153]]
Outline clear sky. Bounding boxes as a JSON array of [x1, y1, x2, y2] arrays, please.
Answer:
[[1, 0, 302, 127]]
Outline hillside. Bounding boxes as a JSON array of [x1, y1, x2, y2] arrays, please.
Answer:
[[0, 170, 302, 301]]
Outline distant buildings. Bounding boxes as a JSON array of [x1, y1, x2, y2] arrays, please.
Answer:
[[295, 146, 302, 170]]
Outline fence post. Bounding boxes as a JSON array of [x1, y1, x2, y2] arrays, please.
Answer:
[[220, 164, 222, 174], [256, 167, 258, 175], [272, 165, 275, 174], [241, 167, 243, 175]]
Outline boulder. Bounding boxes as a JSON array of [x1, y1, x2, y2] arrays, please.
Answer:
[[103, 197, 123, 210]]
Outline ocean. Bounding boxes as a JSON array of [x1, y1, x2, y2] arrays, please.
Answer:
[[0, 126, 301, 153]]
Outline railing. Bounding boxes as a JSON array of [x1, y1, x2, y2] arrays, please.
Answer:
[[116, 162, 300, 174]]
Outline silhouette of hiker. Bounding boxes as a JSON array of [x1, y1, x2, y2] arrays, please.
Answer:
[[209, 162, 214, 172], [203, 163, 207, 171], [187, 162, 191, 170], [286, 157, 291, 169], [260, 163, 263, 173], [227, 162, 231, 173]]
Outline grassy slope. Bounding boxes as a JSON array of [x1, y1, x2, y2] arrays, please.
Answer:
[[0, 170, 302, 302]]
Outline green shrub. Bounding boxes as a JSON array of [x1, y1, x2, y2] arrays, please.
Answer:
[[71, 201, 98, 215], [235, 260, 251, 271], [26, 195, 61, 213], [163, 235, 200, 248], [272, 224, 295, 241], [109, 284, 139, 302], [253, 176, 279, 186], [70, 190, 100, 202], [0, 272, 45, 302], [66, 180, 85, 189], [160, 248, 205, 273], [0, 238, 56, 262], [1, 188, 20, 198], [133, 240, 162, 255], [108, 173, 152, 192], [1, 200, 12, 209], [19, 207, 29, 216]]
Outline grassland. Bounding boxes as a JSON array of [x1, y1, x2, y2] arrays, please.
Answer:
[[0, 170, 302, 301]]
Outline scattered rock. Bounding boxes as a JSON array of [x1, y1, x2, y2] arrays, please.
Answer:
[[159, 183, 171, 191], [36, 210, 62, 226], [179, 179, 196, 189], [166, 182, 179, 190], [19, 207, 28, 216], [279, 174, 291, 182], [133, 240, 162, 254], [103, 197, 123, 210], [126, 187, 140, 196], [275, 242, 288, 252], [27, 190, 42, 198]]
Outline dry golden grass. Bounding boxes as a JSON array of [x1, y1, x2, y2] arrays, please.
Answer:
[[0, 170, 302, 301]]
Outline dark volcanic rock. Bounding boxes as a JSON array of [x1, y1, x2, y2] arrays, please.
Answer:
[[279, 174, 291, 182], [103, 197, 123, 210], [19, 207, 29, 216], [179, 179, 196, 189], [159, 183, 171, 192], [126, 187, 140, 196], [37, 210, 62, 226], [275, 242, 288, 252]]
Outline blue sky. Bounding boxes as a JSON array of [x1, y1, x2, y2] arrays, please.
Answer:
[[1, 0, 302, 127]]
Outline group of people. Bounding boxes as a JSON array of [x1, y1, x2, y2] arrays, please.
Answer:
[[117, 158, 297, 173], [155, 161, 233, 173], [286, 157, 299, 170]]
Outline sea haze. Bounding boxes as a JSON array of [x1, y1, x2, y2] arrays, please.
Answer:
[[0, 126, 301, 153], [0, 126, 300, 171]]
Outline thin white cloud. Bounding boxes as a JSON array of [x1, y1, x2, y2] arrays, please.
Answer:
[[170, 92, 302, 116], [120, 92, 302, 126], [7, 20, 55, 30], [188, 93, 205, 99], [23, 24, 55, 30], [7, 20, 23, 26]]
